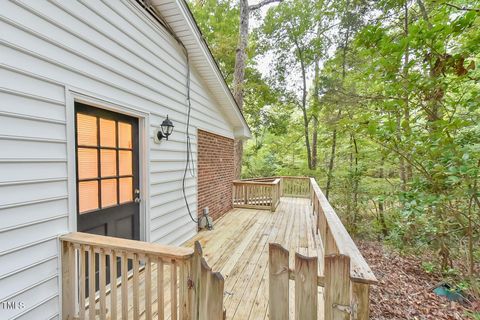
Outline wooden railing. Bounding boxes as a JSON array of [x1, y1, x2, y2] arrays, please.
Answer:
[[232, 178, 281, 211], [268, 177, 377, 320], [280, 176, 310, 198], [311, 177, 377, 319], [61, 233, 224, 320], [269, 243, 322, 320]]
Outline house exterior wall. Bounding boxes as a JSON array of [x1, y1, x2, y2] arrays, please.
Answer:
[[197, 130, 235, 221], [0, 1, 235, 318]]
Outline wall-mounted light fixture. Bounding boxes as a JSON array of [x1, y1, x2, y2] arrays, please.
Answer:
[[154, 115, 174, 143]]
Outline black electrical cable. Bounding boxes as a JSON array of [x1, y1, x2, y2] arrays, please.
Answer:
[[140, 0, 198, 225], [181, 52, 198, 224]]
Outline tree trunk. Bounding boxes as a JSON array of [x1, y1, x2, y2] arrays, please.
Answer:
[[403, 1, 413, 183], [232, 0, 281, 178], [397, 113, 407, 190], [325, 117, 339, 200], [325, 20, 350, 198], [378, 157, 388, 237], [352, 134, 359, 227], [292, 36, 312, 170], [233, 0, 249, 179], [311, 57, 320, 170], [312, 117, 318, 169]]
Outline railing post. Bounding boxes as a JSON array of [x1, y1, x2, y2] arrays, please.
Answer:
[[180, 259, 191, 320], [295, 253, 318, 320], [325, 226, 339, 256], [324, 254, 351, 320], [270, 185, 276, 212], [191, 242, 202, 320], [279, 177, 283, 196], [351, 281, 370, 320], [198, 258, 210, 320], [207, 272, 225, 320], [269, 243, 289, 320], [244, 185, 248, 205], [61, 241, 75, 320]]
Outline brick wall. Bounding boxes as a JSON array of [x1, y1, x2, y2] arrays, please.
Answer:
[[197, 129, 234, 221]]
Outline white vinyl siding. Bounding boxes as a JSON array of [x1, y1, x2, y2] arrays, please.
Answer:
[[0, 0, 234, 318]]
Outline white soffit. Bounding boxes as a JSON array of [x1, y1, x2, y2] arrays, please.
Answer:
[[149, 0, 251, 139]]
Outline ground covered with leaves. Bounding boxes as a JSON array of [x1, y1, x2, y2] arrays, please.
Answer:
[[357, 240, 479, 320]]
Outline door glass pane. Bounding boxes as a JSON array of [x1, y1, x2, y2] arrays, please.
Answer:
[[77, 114, 97, 146], [101, 150, 117, 177], [101, 179, 117, 208], [78, 148, 98, 179], [118, 122, 132, 149], [100, 118, 116, 147], [119, 177, 133, 203], [79, 181, 98, 213], [119, 151, 132, 175]]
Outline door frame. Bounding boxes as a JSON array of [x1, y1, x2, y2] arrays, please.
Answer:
[[65, 87, 150, 242]]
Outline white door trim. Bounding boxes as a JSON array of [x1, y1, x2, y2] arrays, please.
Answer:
[[65, 87, 151, 242]]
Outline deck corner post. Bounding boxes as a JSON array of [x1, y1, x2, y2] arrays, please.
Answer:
[[324, 254, 351, 320], [268, 243, 289, 320], [61, 241, 75, 320], [351, 281, 370, 320], [279, 177, 284, 196], [270, 185, 276, 212]]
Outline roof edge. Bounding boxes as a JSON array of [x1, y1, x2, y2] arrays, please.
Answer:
[[176, 0, 251, 138]]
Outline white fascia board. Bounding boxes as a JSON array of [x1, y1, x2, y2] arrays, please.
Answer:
[[174, 0, 251, 139]]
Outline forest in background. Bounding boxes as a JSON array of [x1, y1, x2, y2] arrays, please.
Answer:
[[189, 0, 480, 304]]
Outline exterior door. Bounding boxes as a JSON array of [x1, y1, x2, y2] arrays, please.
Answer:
[[75, 102, 140, 240]]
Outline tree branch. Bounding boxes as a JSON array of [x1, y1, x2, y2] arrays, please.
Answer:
[[249, 0, 282, 11], [445, 3, 480, 13], [416, 0, 433, 29]]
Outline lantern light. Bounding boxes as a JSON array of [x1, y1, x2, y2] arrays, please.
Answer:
[[155, 115, 174, 142]]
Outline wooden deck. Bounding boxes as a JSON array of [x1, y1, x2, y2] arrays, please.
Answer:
[[86, 197, 324, 319], [63, 177, 376, 320], [184, 197, 324, 320]]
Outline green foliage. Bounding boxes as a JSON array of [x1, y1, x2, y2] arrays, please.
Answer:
[[189, 0, 239, 83], [262, 0, 480, 286], [191, 0, 480, 295]]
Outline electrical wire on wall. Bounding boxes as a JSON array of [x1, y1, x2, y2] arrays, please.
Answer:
[[181, 52, 199, 224], [139, 0, 198, 224]]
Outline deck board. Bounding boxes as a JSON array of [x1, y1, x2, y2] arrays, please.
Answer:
[[184, 197, 324, 320], [96, 197, 323, 319]]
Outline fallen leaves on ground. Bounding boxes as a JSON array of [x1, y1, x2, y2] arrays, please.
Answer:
[[356, 240, 478, 320]]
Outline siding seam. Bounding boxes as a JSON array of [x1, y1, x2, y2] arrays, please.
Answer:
[[0, 111, 66, 125], [0, 214, 67, 233], [0, 87, 65, 106], [150, 194, 197, 209], [0, 255, 58, 281], [0, 196, 68, 211], [0, 236, 58, 256], [0, 177, 67, 187], [0, 158, 67, 163], [0, 134, 66, 144]]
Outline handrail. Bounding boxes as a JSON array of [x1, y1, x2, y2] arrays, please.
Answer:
[[60, 233, 223, 320], [309, 177, 377, 284], [60, 232, 193, 260], [233, 178, 280, 186], [233, 178, 281, 211]]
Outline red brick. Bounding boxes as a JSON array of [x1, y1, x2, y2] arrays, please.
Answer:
[[197, 129, 234, 221]]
